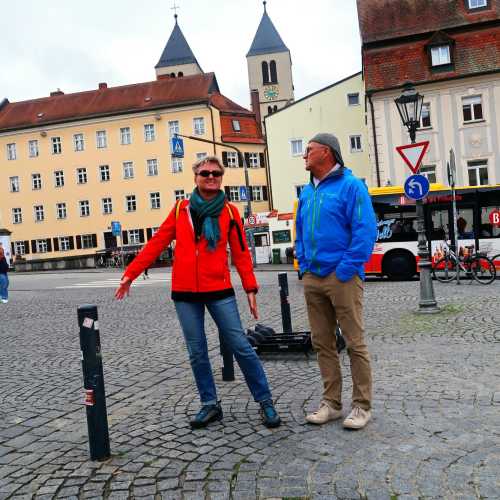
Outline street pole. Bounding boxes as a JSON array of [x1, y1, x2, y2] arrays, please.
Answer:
[[174, 133, 257, 268]]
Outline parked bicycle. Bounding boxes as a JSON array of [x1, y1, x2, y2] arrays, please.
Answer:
[[432, 242, 496, 284]]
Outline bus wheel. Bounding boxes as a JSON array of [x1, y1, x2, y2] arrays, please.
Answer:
[[382, 250, 416, 281]]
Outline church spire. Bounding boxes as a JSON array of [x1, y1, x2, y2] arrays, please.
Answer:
[[247, 2, 288, 57]]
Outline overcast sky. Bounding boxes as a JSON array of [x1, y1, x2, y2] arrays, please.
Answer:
[[1, 0, 361, 109]]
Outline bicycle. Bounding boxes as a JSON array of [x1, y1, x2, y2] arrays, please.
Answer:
[[432, 243, 496, 284], [491, 253, 500, 274]]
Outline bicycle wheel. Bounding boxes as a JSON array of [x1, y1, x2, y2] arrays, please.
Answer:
[[433, 256, 458, 282], [470, 256, 496, 284], [491, 254, 500, 274]]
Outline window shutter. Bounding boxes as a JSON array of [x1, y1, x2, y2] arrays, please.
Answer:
[[139, 229, 145, 243], [263, 186, 268, 201], [31, 240, 37, 253], [53, 238, 59, 252], [259, 153, 265, 168], [238, 153, 243, 167], [24, 241, 30, 254], [122, 231, 128, 245], [224, 186, 230, 197], [146, 228, 153, 240], [91, 234, 97, 248], [76, 235, 82, 249], [244, 153, 250, 167], [46, 238, 52, 252], [11, 243, 15, 255], [222, 151, 228, 167], [68, 236, 74, 250], [249, 186, 254, 201]]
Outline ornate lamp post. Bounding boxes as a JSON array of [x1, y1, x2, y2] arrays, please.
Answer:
[[394, 85, 439, 313]]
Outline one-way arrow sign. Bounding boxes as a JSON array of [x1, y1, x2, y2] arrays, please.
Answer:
[[396, 141, 430, 174]]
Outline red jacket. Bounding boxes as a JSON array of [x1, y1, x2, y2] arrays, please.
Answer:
[[123, 200, 258, 293]]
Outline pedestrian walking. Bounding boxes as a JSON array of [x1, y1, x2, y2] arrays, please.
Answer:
[[115, 156, 281, 429], [0, 247, 9, 304], [295, 133, 377, 429]]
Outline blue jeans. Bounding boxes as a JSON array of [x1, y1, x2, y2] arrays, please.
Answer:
[[175, 296, 272, 405], [0, 274, 8, 300]]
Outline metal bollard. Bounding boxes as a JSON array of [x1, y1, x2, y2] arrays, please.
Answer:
[[278, 273, 293, 333], [218, 331, 235, 381], [77, 305, 111, 461]]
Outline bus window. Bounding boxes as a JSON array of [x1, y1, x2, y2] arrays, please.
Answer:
[[429, 209, 448, 241], [481, 205, 500, 239], [375, 211, 417, 242], [456, 208, 475, 239]]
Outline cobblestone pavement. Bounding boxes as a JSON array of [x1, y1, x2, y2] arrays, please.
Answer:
[[1, 270, 499, 500]]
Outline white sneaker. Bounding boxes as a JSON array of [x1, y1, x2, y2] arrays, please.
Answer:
[[343, 407, 371, 429], [1, 299, 8, 304], [305, 401, 343, 425]]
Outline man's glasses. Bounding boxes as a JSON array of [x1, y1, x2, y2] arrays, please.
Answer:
[[196, 170, 223, 178], [304, 145, 328, 156]]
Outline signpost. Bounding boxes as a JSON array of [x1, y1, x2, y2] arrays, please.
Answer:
[[239, 186, 248, 201], [404, 174, 430, 200], [111, 221, 121, 237], [396, 141, 430, 174], [247, 214, 257, 226], [171, 136, 184, 158]]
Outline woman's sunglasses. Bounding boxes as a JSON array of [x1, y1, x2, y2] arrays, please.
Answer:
[[197, 170, 223, 178]]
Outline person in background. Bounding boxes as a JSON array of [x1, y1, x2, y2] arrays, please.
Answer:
[[0, 247, 9, 304]]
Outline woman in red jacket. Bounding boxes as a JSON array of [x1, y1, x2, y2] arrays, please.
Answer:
[[115, 156, 280, 429]]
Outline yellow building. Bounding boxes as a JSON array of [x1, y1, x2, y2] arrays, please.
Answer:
[[265, 72, 371, 213], [0, 19, 268, 267]]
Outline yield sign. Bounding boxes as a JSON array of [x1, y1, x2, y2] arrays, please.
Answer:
[[396, 141, 430, 174]]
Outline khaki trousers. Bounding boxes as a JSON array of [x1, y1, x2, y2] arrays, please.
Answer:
[[303, 272, 372, 411]]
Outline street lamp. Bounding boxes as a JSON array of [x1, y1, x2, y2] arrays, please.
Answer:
[[394, 85, 439, 313]]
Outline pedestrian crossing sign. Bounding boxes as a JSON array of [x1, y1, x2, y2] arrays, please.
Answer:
[[171, 136, 184, 158]]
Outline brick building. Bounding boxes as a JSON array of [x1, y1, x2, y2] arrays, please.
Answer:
[[358, 0, 500, 188]]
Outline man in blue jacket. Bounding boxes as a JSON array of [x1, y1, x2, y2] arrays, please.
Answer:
[[295, 133, 377, 429]]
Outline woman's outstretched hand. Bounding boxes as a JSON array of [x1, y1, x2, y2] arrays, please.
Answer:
[[114, 277, 132, 300], [247, 291, 259, 320]]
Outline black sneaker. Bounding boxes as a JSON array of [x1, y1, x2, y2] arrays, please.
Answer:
[[260, 399, 281, 428], [190, 403, 223, 429]]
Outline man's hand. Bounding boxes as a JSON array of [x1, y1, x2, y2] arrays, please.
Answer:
[[114, 277, 132, 300], [247, 291, 259, 320]]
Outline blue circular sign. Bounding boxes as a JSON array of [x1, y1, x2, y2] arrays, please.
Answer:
[[404, 174, 430, 200]]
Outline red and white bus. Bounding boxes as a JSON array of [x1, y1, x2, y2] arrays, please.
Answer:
[[367, 183, 500, 280]]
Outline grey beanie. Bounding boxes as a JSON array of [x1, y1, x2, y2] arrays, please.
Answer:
[[309, 133, 344, 166]]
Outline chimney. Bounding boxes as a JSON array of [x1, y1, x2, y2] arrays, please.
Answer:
[[50, 89, 64, 97], [250, 89, 262, 135], [98, 82, 107, 90]]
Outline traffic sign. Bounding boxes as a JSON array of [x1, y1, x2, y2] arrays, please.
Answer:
[[240, 186, 248, 201], [396, 141, 430, 174], [171, 136, 184, 158], [404, 174, 430, 200], [111, 221, 121, 237], [247, 214, 257, 226], [489, 209, 500, 226]]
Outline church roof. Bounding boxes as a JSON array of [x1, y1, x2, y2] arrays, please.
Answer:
[[247, 7, 289, 57], [155, 17, 200, 69]]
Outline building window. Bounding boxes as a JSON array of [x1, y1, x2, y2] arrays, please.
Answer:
[[73, 133, 84, 152], [262, 61, 270, 85], [295, 185, 306, 198], [9, 176, 20, 192], [128, 229, 141, 244], [169, 120, 180, 137], [76, 167, 88, 184], [251, 186, 263, 201], [102, 197, 113, 214], [228, 186, 240, 202], [79, 200, 90, 217], [420, 165, 437, 184], [144, 124, 155, 142], [34, 205, 45, 222], [269, 60, 278, 84], [421, 103, 431, 128], [51, 137, 62, 154], [56, 202, 67, 219], [232, 120, 241, 132], [7, 143, 17, 160], [193, 117, 205, 135], [146, 158, 158, 176], [196, 152, 208, 160], [54, 170, 64, 187], [36, 239, 48, 253], [150, 192, 161, 209], [467, 160, 489, 186], [347, 93, 360, 106], [99, 165, 110, 182], [468, 0, 487, 8], [126, 195, 137, 212], [123, 161, 134, 179], [12, 208, 22, 224], [248, 153, 259, 167], [120, 127, 131, 145], [28, 140, 39, 158], [226, 152, 237, 167], [462, 96, 483, 122], [32, 173, 42, 190], [174, 189, 185, 201], [14, 241, 26, 256], [290, 139, 303, 156], [96, 130, 107, 148], [171, 157, 183, 173], [81, 234, 94, 249], [431, 45, 451, 66], [349, 135, 362, 152], [59, 236, 71, 251]]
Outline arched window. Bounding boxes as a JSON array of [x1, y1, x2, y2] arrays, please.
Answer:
[[268, 106, 273, 115], [170, 72, 176, 78], [262, 61, 269, 85], [269, 60, 278, 83], [178, 71, 184, 77], [273, 105, 278, 112]]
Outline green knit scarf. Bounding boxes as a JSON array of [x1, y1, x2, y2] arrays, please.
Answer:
[[189, 188, 226, 250]]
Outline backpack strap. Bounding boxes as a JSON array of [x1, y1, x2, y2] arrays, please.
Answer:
[[226, 203, 246, 252], [175, 199, 184, 220]]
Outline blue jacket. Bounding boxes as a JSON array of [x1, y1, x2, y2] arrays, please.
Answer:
[[295, 167, 377, 282]]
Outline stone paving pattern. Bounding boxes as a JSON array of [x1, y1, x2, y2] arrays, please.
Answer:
[[1, 271, 500, 499]]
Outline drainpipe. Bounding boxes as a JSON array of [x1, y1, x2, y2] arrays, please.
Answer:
[[207, 103, 216, 155], [368, 93, 381, 187], [262, 119, 273, 211]]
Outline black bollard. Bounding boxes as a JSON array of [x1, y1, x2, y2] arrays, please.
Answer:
[[218, 331, 235, 381], [77, 305, 111, 461], [278, 273, 293, 334]]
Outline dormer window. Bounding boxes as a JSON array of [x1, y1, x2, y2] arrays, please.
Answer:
[[431, 45, 451, 66], [232, 120, 241, 132], [426, 31, 454, 70], [468, 0, 488, 9]]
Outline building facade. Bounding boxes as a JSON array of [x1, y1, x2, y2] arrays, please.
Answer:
[[358, 0, 500, 188], [265, 72, 370, 213]]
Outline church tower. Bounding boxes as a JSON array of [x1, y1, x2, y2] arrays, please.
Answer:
[[247, 1, 294, 129], [155, 14, 203, 78]]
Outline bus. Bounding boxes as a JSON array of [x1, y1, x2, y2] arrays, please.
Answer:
[[293, 184, 500, 280]]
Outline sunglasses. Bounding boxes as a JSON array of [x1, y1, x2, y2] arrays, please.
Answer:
[[196, 170, 223, 178]]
